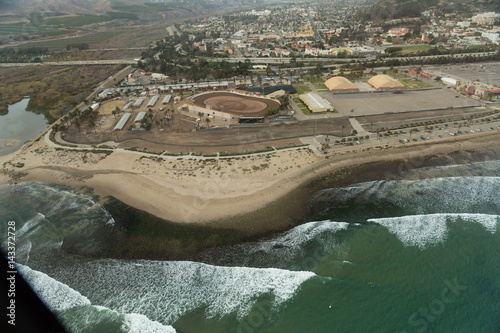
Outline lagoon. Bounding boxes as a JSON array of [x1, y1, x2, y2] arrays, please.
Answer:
[[0, 98, 49, 156]]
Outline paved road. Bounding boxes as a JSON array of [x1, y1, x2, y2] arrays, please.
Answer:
[[45, 129, 308, 161], [348, 118, 371, 137], [203, 52, 497, 64], [1, 52, 494, 67]]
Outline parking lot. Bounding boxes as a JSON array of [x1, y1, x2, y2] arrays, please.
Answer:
[[319, 88, 481, 117], [425, 62, 500, 86]]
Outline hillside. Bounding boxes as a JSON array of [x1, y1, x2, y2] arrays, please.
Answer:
[[358, 0, 500, 22]]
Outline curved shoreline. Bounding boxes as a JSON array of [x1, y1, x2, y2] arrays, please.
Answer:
[[2, 131, 499, 229], [1, 131, 500, 260]]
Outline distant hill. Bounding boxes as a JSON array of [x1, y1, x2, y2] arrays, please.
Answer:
[[358, 0, 500, 22], [0, 0, 226, 16]]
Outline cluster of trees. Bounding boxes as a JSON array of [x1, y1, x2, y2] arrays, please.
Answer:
[[63, 106, 100, 134], [139, 56, 251, 81], [265, 94, 290, 117], [66, 43, 89, 51], [0, 47, 49, 56]]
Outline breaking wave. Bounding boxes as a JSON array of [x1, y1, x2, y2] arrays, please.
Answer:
[[49, 259, 316, 324], [196, 220, 350, 269], [311, 177, 500, 221], [17, 264, 177, 333], [369, 213, 499, 249]]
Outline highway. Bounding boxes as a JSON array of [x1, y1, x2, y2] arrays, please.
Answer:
[[0, 52, 495, 68], [199, 51, 497, 64]]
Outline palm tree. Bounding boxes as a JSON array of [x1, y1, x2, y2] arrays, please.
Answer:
[[89, 119, 96, 133], [74, 119, 81, 133], [205, 118, 211, 128], [376, 128, 381, 140]]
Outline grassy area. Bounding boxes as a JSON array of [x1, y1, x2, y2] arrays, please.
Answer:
[[314, 84, 328, 92], [400, 45, 448, 54], [400, 79, 434, 89], [16, 31, 125, 51], [42, 15, 111, 27], [292, 97, 311, 115], [299, 76, 323, 84], [0, 64, 123, 121], [293, 85, 312, 94], [0, 24, 74, 36], [384, 70, 410, 79]]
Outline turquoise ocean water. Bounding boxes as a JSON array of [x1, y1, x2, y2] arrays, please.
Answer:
[[1, 160, 499, 333]]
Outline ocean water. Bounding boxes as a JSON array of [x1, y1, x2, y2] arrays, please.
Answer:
[[1, 161, 500, 333], [0, 98, 49, 156]]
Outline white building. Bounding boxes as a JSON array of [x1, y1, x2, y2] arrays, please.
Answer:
[[482, 31, 499, 43], [472, 12, 500, 25]]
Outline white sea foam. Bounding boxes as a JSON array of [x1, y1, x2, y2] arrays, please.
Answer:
[[244, 220, 348, 256], [18, 182, 115, 226], [122, 313, 177, 333], [320, 177, 500, 217], [15, 213, 46, 239], [369, 213, 499, 249], [198, 220, 349, 268], [17, 264, 91, 311], [53, 260, 315, 324], [17, 264, 178, 332]]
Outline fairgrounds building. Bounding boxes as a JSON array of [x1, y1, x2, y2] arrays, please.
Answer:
[[299, 93, 335, 113], [367, 74, 406, 91], [324, 76, 359, 93]]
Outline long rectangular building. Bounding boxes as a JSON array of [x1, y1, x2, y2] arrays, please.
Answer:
[[162, 94, 172, 104], [134, 111, 146, 123], [121, 102, 132, 112], [299, 93, 334, 112], [133, 98, 144, 108], [147, 95, 159, 108], [114, 113, 131, 131]]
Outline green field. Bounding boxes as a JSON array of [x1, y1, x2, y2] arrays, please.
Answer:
[[42, 15, 111, 27], [112, 4, 175, 12], [400, 45, 448, 54], [384, 70, 409, 79], [293, 85, 312, 94], [314, 84, 328, 91], [292, 97, 311, 115], [400, 79, 434, 89], [16, 31, 124, 51], [0, 24, 74, 36]]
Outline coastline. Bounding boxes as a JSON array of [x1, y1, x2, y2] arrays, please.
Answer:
[[1, 131, 500, 259], [2, 132, 499, 227]]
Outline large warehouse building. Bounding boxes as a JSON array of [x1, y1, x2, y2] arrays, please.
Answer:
[[367, 74, 406, 91], [299, 93, 335, 113], [114, 113, 131, 131], [324, 76, 359, 93]]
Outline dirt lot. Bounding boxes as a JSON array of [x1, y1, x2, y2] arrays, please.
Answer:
[[99, 99, 126, 115], [63, 117, 354, 154], [192, 92, 280, 117]]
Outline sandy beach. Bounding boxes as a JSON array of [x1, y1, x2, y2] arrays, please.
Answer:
[[2, 128, 500, 237]]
